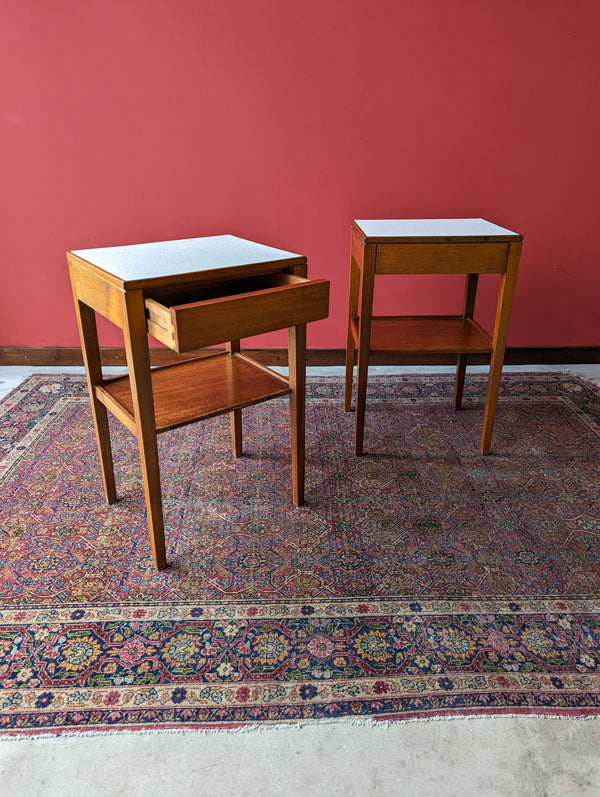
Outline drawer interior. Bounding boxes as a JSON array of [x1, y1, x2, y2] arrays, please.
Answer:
[[147, 272, 305, 309]]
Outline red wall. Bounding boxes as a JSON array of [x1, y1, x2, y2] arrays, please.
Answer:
[[2, 0, 599, 350]]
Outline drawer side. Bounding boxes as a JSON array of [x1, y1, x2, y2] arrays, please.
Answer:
[[145, 297, 176, 349]]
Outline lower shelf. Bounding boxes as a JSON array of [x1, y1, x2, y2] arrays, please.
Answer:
[[354, 315, 493, 354], [96, 353, 291, 433]]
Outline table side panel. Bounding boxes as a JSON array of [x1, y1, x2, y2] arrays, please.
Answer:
[[375, 243, 510, 274], [68, 261, 125, 327], [351, 227, 366, 270]]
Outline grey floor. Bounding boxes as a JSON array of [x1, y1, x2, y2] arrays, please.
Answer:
[[1, 364, 600, 797]]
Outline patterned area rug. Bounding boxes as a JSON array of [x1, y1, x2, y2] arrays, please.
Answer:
[[1, 372, 600, 735]]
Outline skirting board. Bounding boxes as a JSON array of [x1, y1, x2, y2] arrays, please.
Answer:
[[1, 347, 599, 367]]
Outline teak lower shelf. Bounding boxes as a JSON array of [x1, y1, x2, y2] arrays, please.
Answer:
[[96, 353, 291, 433], [356, 316, 493, 354]]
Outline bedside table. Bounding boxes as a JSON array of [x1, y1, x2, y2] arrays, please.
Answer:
[[344, 218, 523, 455], [67, 235, 329, 570]]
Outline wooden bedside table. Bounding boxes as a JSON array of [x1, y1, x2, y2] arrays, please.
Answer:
[[67, 235, 329, 570], [344, 218, 523, 456]]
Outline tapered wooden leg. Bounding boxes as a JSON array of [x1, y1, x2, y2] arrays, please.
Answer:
[[122, 290, 167, 570], [354, 246, 376, 456], [454, 274, 479, 411], [288, 324, 306, 506], [454, 353, 468, 411], [344, 256, 361, 412], [481, 243, 521, 454], [227, 340, 243, 457], [481, 351, 504, 455], [354, 338, 370, 456], [344, 338, 355, 413], [73, 299, 117, 504]]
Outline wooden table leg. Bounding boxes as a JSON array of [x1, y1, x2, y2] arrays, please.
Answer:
[[481, 242, 522, 454], [288, 323, 306, 506], [122, 289, 168, 570], [344, 255, 361, 412], [73, 298, 117, 504], [227, 340, 243, 457], [354, 245, 376, 456], [454, 274, 479, 411]]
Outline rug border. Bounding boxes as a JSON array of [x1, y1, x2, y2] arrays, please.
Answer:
[[2, 371, 600, 736]]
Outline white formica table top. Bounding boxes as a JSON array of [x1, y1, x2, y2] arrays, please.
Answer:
[[353, 218, 521, 242], [70, 235, 304, 283]]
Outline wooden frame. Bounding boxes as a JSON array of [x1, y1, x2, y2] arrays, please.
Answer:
[[344, 218, 523, 456], [67, 235, 329, 570]]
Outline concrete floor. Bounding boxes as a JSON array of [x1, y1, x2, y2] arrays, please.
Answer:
[[1, 364, 600, 797], [2, 717, 600, 797]]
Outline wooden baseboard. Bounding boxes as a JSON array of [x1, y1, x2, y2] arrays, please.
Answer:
[[0, 346, 599, 367]]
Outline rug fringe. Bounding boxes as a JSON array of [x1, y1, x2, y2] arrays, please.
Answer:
[[3, 711, 600, 741]]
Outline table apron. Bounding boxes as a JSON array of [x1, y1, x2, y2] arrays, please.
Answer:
[[68, 263, 125, 327], [374, 242, 510, 274]]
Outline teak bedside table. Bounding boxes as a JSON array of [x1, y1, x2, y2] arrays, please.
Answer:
[[344, 219, 523, 456], [67, 235, 329, 570]]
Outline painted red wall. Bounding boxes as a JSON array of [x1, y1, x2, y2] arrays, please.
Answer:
[[1, 0, 599, 349]]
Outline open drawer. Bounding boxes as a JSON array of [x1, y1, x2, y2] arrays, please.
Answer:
[[145, 272, 330, 352]]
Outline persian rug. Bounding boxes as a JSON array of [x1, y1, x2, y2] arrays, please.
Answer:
[[1, 371, 600, 736]]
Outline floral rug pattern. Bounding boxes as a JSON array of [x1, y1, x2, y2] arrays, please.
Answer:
[[1, 373, 600, 734]]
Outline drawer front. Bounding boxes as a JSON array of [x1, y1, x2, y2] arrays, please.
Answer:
[[375, 243, 509, 274], [146, 274, 329, 352]]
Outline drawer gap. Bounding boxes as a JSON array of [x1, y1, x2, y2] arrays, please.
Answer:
[[146, 272, 304, 309]]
